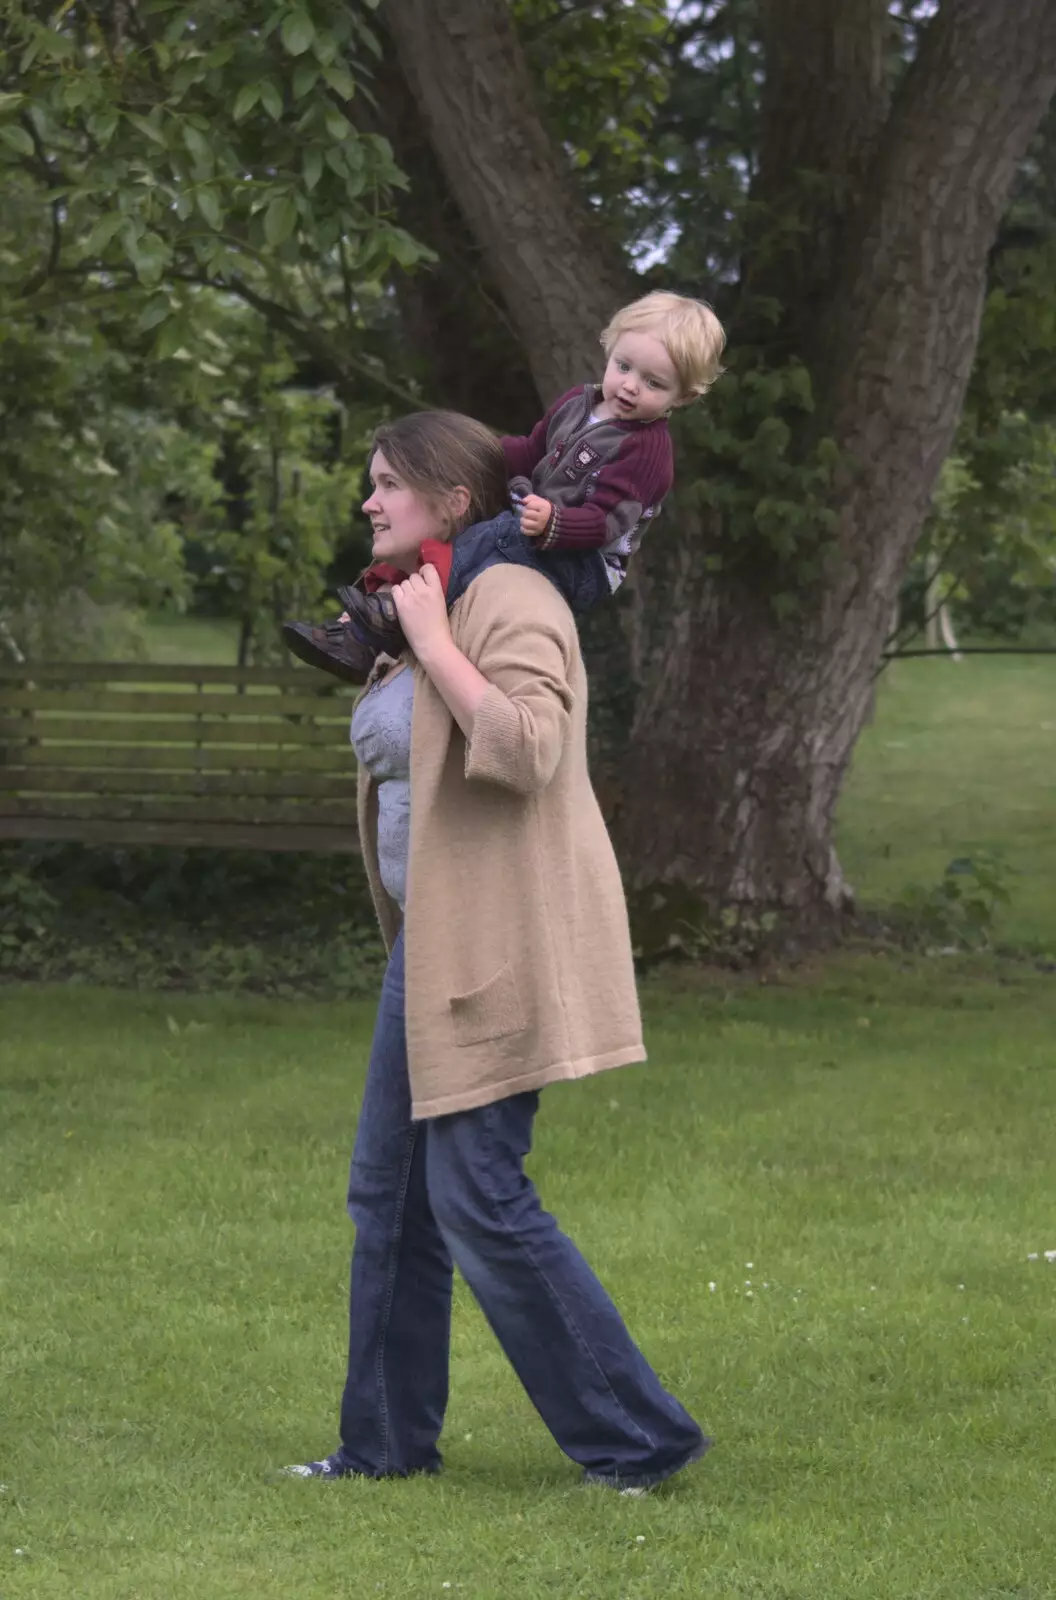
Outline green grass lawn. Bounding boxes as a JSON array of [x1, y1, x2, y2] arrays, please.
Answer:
[[140, 613, 242, 666], [838, 655, 1056, 948], [2, 959, 1056, 1599], [4, 624, 1054, 1595]]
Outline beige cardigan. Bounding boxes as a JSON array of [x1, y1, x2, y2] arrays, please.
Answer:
[[355, 562, 645, 1119]]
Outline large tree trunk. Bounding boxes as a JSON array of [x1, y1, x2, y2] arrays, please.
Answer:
[[619, 0, 1056, 909], [380, 0, 628, 398], [351, 24, 540, 430], [383, 0, 1056, 916]]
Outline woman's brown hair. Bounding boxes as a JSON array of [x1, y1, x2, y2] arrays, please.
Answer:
[[370, 410, 509, 538]]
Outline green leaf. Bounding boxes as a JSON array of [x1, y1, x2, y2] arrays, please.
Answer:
[[232, 83, 261, 122], [87, 110, 119, 147], [129, 232, 169, 287], [196, 188, 223, 230], [204, 42, 236, 70], [388, 228, 420, 269], [19, 33, 44, 73], [292, 60, 319, 99], [85, 213, 126, 254], [0, 123, 35, 157], [324, 107, 349, 143], [170, 59, 204, 97], [182, 123, 213, 168], [126, 112, 168, 148], [281, 11, 316, 56], [302, 148, 323, 191], [322, 64, 357, 100], [137, 295, 173, 332], [264, 195, 298, 247], [62, 78, 93, 111], [259, 79, 284, 121], [0, 92, 26, 115], [311, 30, 338, 66]]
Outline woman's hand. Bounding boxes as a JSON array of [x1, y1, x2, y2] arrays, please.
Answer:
[[393, 563, 491, 740], [391, 564, 451, 667], [518, 494, 553, 538]]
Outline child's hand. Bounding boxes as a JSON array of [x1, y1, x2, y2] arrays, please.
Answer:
[[518, 494, 553, 538]]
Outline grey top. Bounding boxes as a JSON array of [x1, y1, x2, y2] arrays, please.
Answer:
[[349, 665, 414, 910]]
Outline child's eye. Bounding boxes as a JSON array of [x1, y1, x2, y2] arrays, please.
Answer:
[[616, 360, 629, 372]]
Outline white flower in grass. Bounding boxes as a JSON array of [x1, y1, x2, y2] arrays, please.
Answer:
[[745, 1289, 754, 1299], [745, 1262, 753, 1269], [636, 1535, 646, 1543], [1027, 1252, 1039, 1261], [1045, 1250, 1056, 1262], [708, 1282, 716, 1292]]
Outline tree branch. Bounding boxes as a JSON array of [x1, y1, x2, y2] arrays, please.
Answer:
[[169, 270, 433, 412], [17, 110, 65, 299], [381, 0, 630, 397]]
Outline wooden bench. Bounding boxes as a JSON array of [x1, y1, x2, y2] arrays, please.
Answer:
[[0, 662, 360, 853]]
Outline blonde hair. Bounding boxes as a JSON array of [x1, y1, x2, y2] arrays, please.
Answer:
[[600, 291, 726, 398], [370, 410, 509, 540]]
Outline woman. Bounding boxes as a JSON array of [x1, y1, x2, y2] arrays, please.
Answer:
[[284, 411, 708, 1492]]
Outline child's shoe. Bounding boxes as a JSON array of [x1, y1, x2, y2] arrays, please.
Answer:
[[281, 586, 404, 685]]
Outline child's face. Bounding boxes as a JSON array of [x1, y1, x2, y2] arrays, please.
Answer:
[[600, 330, 684, 423], [363, 450, 450, 569]]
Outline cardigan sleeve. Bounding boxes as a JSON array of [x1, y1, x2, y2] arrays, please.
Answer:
[[501, 387, 585, 482], [455, 568, 576, 796]]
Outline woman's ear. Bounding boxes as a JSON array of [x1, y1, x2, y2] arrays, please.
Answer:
[[449, 484, 472, 527]]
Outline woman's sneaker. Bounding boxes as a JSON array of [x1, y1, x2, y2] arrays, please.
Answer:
[[280, 1453, 354, 1479], [279, 1452, 441, 1480]]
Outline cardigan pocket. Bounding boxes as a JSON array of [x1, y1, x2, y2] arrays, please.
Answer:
[[449, 963, 526, 1047]]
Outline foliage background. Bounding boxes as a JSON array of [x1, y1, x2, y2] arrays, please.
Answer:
[[2, 1, 1053, 661]]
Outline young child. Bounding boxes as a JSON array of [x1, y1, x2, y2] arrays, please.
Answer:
[[282, 291, 725, 683]]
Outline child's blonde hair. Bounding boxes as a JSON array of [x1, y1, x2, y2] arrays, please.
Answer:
[[600, 291, 726, 398]]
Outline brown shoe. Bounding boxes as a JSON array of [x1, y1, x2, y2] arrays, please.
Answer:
[[281, 618, 377, 684], [281, 587, 405, 685], [335, 585, 405, 655]]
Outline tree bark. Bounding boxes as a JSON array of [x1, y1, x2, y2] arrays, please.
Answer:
[[617, 0, 1056, 910], [348, 26, 541, 429], [380, 0, 629, 399], [747, 0, 892, 358]]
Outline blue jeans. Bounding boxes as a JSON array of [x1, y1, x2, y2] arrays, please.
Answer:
[[336, 932, 708, 1487], [445, 509, 611, 618]]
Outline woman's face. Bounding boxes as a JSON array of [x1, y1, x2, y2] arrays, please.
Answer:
[[362, 450, 449, 571]]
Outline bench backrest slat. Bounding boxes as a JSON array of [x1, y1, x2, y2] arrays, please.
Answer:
[[0, 663, 361, 853]]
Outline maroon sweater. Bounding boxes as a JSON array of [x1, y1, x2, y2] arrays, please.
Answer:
[[501, 384, 673, 564]]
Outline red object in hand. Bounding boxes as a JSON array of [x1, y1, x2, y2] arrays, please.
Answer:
[[361, 538, 453, 599]]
